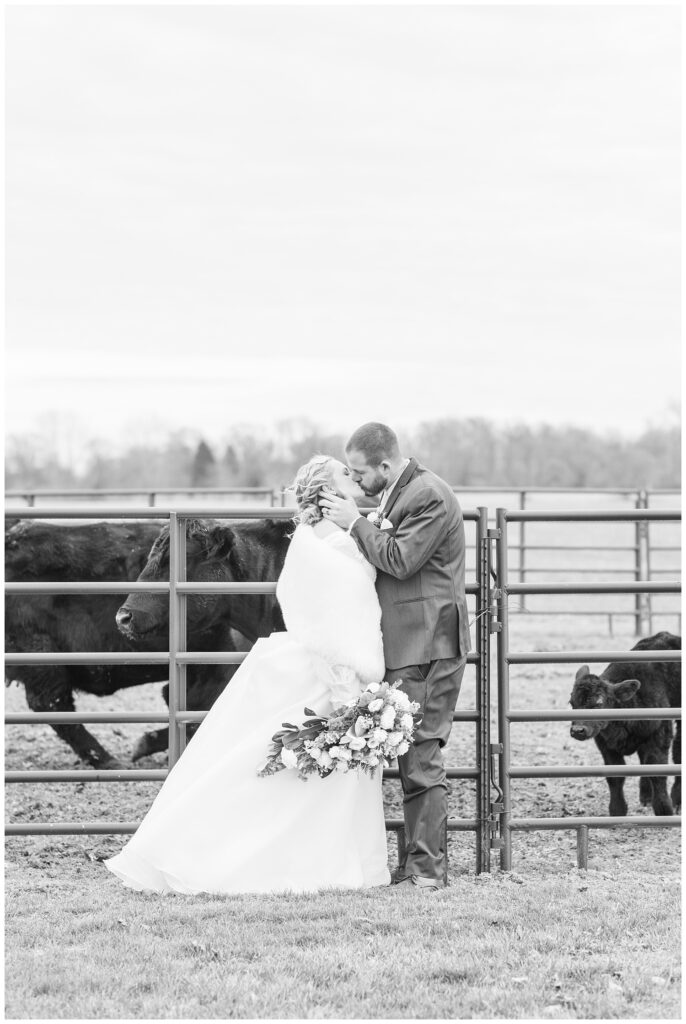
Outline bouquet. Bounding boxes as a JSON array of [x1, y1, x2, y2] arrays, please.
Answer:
[[257, 680, 421, 781]]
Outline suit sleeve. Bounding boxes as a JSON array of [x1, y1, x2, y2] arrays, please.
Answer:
[[350, 488, 447, 579]]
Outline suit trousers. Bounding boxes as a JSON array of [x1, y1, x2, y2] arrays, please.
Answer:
[[384, 655, 467, 883]]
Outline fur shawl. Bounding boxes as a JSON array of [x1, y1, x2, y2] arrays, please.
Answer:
[[276, 524, 385, 685]]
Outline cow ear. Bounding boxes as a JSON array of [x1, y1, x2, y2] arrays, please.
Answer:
[[203, 525, 234, 560], [612, 678, 641, 703], [575, 665, 590, 682]]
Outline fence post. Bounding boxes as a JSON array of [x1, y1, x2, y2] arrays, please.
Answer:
[[167, 514, 187, 766], [168, 513, 180, 766], [634, 492, 643, 636], [476, 507, 491, 873], [576, 825, 589, 870], [519, 490, 527, 612], [177, 515, 188, 757], [642, 490, 653, 634], [495, 507, 513, 871]]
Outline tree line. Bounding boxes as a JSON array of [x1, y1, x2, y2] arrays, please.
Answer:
[[5, 417, 680, 492]]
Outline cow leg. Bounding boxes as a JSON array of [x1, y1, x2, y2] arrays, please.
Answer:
[[671, 720, 681, 812], [639, 776, 653, 807], [130, 679, 199, 762], [132, 683, 170, 762], [596, 737, 628, 816], [131, 727, 169, 761], [638, 742, 673, 816], [131, 667, 233, 761], [24, 676, 126, 770]]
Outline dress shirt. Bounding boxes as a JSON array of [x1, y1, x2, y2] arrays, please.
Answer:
[[347, 459, 410, 533]]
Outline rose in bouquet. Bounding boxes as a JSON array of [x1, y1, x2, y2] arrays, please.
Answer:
[[258, 680, 421, 781]]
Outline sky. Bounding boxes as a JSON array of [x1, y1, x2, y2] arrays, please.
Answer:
[[4, 3, 681, 457]]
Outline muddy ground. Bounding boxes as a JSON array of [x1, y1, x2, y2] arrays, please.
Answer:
[[5, 623, 680, 879]]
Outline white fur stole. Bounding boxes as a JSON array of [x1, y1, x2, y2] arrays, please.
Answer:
[[276, 525, 385, 685]]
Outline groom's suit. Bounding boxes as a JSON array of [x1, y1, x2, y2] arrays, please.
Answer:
[[349, 458, 470, 883]]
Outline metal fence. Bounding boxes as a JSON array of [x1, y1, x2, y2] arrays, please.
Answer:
[[8, 486, 680, 634], [4, 504, 681, 873], [4, 504, 492, 874], [491, 507, 682, 870]]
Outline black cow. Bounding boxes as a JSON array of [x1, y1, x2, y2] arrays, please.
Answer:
[[116, 518, 292, 651], [5, 520, 249, 768], [569, 632, 681, 816]]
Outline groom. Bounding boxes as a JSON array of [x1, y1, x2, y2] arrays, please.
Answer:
[[320, 422, 470, 892]]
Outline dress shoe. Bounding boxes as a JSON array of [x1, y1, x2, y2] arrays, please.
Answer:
[[394, 874, 441, 893]]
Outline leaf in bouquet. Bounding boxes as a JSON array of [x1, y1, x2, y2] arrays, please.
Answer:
[[304, 717, 328, 731], [257, 758, 286, 778], [303, 707, 320, 718], [280, 722, 299, 731], [299, 727, 325, 744]]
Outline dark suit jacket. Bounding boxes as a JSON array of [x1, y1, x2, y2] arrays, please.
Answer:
[[350, 459, 471, 670]]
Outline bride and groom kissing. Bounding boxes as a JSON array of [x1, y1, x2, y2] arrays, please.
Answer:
[[105, 422, 471, 895]]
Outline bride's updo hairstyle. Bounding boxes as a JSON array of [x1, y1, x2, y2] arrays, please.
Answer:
[[291, 454, 336, 526]]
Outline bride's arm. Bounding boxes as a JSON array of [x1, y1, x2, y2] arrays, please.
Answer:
[[328, 664, 364, 706]]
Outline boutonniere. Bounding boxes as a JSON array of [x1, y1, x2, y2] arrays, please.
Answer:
[[367, 510, 384, 528]]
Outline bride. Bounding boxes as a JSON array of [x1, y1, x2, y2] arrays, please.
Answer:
[[105, 455, 392, 894]]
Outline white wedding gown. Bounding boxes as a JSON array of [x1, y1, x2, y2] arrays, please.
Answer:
[[105, 526, 391, 894]]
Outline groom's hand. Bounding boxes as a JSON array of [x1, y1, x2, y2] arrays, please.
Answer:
[[319, 489, 360, 530]]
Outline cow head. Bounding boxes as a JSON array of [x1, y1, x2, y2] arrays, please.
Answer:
[[115, 519, 235, 644], [5, 521, 41, 579], [116, 518, 290, 645], [569, 664, 641, 740]]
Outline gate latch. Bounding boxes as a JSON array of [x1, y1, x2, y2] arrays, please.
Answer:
[[489, 801, 504, 849], [489, 589, 502, 632]]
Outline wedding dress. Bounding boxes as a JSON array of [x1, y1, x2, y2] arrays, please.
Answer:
[[104, 524, 391, 894]]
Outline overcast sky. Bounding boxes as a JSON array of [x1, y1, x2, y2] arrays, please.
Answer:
[[5, 3, 681, 455]]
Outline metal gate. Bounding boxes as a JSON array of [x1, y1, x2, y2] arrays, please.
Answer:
[[5, 504, 681, 874], [490, 507, 682, 870]]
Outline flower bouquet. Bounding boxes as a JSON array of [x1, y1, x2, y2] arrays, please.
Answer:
[[257, 680, 421, 781]]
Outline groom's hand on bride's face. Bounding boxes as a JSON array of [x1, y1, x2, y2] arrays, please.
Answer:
[[319, 489, 359, 529]]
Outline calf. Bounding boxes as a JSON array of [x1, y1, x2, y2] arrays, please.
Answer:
[[569, 632, 681, 816]]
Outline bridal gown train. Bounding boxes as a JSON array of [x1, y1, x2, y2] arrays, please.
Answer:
[[105, 526, 391, 894]]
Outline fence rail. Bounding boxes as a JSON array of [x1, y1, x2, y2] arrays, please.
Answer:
[[6, 486, 682, 505]]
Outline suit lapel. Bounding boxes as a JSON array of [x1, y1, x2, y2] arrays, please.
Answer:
[[383, 458, 419, 521]]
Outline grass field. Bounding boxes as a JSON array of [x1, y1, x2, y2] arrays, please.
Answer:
[[5, 499, 682, 1018], [5, 623, 681, 1019], [5, 854, 680, 1019]]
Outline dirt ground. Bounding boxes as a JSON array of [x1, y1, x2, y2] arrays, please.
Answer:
[[4, 622, 680, 879]]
